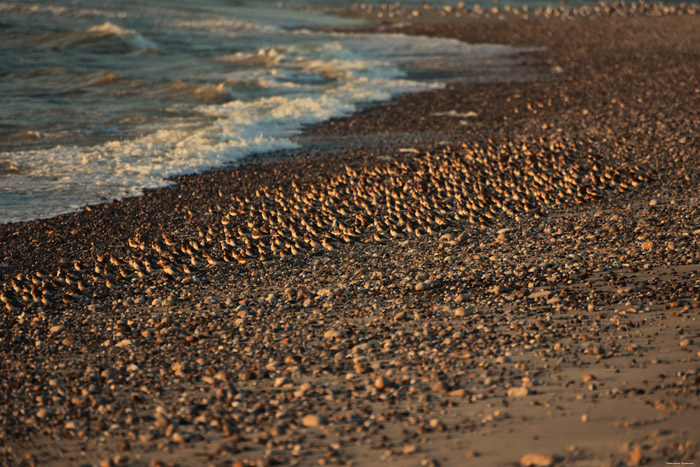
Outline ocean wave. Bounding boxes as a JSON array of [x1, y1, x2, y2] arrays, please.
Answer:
[[0, 131, 42, 145], [0, 159, 23, 175], [0, 1, 127, 19], [215, 48, 285, 67], [170, 17, 279, 35], [0, 76, 440, 222], [27, 22, 157, 52], [7, 67, 142, 96], [158, 80, 230, 102]]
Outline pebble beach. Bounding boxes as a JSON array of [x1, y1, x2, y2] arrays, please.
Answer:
[[1, 5, 699, 467]]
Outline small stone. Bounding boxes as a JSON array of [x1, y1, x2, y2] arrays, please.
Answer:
[[101, 368, 118, 379], [679, 338, 693, 347], [301, 414, 320, 428], [115, 339, 133, 348], [520, 453, 553, 466], [432, 381, 447, 393], [299, 382, 312, 392], [274, 377, 288, 388], [581, 413, 588, 423], [641, 241, 654, 250], [61, 336, 75, 346], [323, 329, 343, 339], [172, 432, 185, 444], [374, 376, 389, 390], [628, 446, 643, 466], [394, 311, 407, 321], [415, 280, 433, 291], [453, 307, 466, 317], [171, 362, 187, 375], [154, 416, 168, 430], [508, 387, 530, 397], [36, 408, 48, 419], [649, 199, 659, 206], [49, 325, 65, 334], [465, 450, 478, 458], [529, 290, 552, 300], [403, 444, 417, 455], [582, 374, 596, 383]]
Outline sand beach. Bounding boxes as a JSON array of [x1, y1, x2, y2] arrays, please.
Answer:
[[1, 4, 699, 466]]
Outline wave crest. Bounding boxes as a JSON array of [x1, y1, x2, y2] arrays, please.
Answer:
[[28, 22, 158, 52]]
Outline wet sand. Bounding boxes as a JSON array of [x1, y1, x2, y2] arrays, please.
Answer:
[[1, 8, 699, 467]]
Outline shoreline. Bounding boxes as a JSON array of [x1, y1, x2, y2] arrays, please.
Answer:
[[2, 10, 699, 467]]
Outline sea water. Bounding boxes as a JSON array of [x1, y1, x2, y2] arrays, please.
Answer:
[[1, 0, 545, 224]]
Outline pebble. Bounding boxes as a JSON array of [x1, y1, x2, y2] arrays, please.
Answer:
[[403, 444, 417, 454], [61, 336, 75, 346], [323, 329, 344, 339], [274, 377, 288, 388], [529, 290, 552, 300], [301, 414, 321, 428], [520, 453, 554, 466], [628, 446, 643, 466], [374, 376, 389, 390], [679, 338, 693, 347], [507, 387, 530, 397], [393, 311, 407, 321]]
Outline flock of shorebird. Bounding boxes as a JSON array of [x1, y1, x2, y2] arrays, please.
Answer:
[[2, 139, 647, 313]]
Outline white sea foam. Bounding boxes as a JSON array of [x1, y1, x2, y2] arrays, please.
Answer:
[[0, 76, 440, 223], [86, 22, 158, 50], [170, 17, 280, 35]]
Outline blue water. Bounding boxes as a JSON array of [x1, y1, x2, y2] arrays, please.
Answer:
[[0, 0, 561, 223]]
